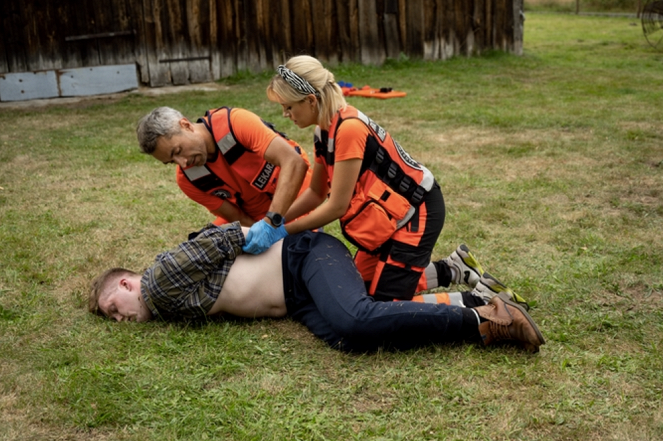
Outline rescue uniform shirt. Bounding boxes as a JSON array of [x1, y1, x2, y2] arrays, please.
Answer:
[[176, 108, 280, 215], [315, 112, 369, 179], [140, 222, 245, 320]]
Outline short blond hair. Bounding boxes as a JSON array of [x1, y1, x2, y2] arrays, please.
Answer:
[[267, 55, 346, 130], [88, 267, 138, 316]]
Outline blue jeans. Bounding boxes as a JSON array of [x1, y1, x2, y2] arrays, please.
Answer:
[[282, 231, 466, 352]]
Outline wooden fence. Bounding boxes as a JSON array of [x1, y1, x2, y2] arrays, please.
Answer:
[[0, 0, 524, 88]]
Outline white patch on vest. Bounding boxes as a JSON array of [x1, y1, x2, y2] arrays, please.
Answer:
[[419, 166, 435, 191], [183, 166, 211, 180], [393, 140, 422, 171], [396, 206, 416, 229], [358, 111, 387, 143], [217, 133, 236, 154]]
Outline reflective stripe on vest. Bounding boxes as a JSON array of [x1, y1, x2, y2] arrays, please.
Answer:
[[217, 131, 237, 156], [320, 107, 435, 206], [182, 165, 225, 192], [196, 107, 278, 193]]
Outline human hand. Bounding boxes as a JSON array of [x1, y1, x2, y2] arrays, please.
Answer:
[[242, 219, 288, 254]]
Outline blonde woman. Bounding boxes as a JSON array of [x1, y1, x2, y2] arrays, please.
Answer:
[[243, 55, 483, 303]]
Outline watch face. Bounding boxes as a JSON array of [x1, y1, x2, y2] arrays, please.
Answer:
[[268, 212, 283, 226]]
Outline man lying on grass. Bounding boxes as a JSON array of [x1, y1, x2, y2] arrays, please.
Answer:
[[88, 223, 545, 353]]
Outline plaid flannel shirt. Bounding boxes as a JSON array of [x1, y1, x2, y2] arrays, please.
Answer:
[[140, 222, 245, 319]]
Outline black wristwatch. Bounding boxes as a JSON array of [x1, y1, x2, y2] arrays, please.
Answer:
[[265, 211, 284, 227]]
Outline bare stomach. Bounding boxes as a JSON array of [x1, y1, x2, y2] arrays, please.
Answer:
[[207, 239, 288, 318]]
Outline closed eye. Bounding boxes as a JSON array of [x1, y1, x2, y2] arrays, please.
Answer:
[[162, 147, 181, 165]]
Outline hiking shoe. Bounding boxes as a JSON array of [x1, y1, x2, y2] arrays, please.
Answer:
[[472, 272, 530, 311], [441, 244, 484, 288], [475, 294, 545, 353]]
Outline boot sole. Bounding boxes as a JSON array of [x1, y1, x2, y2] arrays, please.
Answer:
[[496, 292, 546, 349]]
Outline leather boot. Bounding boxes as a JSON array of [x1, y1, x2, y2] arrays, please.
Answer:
[[474, 293, 545, 353]]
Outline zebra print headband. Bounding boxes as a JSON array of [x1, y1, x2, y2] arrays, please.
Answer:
[[277, 65, 319, 96]]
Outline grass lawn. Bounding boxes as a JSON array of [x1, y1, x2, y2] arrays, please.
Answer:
[[1, 12, 662, 441]]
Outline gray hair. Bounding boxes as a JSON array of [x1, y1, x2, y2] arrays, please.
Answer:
[[136, 107, 184, 154]]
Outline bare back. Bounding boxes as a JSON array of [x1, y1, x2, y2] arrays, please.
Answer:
[[206, 239, 288, 318]]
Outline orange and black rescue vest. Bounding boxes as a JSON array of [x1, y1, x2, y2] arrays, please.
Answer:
[[314, 106, 436, 252], [181, 107, 303, 209]]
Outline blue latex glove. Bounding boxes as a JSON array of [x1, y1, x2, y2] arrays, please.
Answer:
[[242, 219, 288, 254]]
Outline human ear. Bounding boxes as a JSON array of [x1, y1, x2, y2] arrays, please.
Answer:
[[119, 278, 131, 291], [179, 118, 193, 132]]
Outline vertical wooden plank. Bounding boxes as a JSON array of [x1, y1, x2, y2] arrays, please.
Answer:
[[104, 1, 136, 66], [513, 0, 524, 55], [241, 0, 261, 73], [130, 0, 150, 84], [255, 0, 271, 71], [72, 1, 103, 67], [404, 0, 424, 58], [328, 1, 340, 65], [464, 0, 475, 55], [383, 0, 401, 60], [493, 0, 502, 51], [440, 0, 450, 59], [422, 0, 437, 60], [234, 0, 248, 73], [311, 1, 330, 63], [500, 0, 508, 51], [448, 0, 460, 58], [165, 0, 188, 85], [185, 0, 212, 83], [25, 2, 63, 71], [0, 0, 27, 72], [89, 1, 115, 66], [216, 0, 236, 77], [398, 0, 407, 53], [452, 0, 462, 56], [209, 0, 220, 80], [261, 0, 278, 69], [478, 0, 488, 52], [270, 0, 292, 65], [142, 0, 170, 86], [112, 0, 141, 67], [466, 0, 474, 54], [358, 0, 384, 65], [0, 0, 10, 73], [471, 0, 484, 55], [486, 0, 493, 50], [245, 0, 259, 72], [291, 0, 314, 57], [0, 15, 7, 73], [336, 0, 360, 63], [432, 0, 441, 60], [374, 0, 387, 61], [501, 0, 510, 51], [57, 3, 79, 69]]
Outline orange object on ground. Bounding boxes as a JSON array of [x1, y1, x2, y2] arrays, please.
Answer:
[[347, 86, 406, 99]]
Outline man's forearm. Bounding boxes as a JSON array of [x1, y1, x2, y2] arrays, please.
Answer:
[[266, 156, 308, 221], [211, 201, 256, 227]]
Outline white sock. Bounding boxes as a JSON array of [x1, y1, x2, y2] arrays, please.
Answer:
[[449, 266, 458, 284], [471, 308, 481, 326]]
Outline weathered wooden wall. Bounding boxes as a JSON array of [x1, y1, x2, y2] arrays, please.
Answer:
[[0, 0, 524, 88]]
